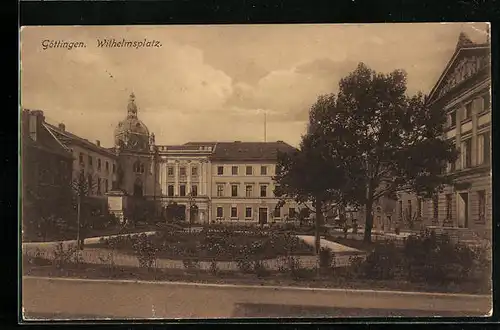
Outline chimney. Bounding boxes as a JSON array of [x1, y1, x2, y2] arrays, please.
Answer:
[[28, 110, 45, 141], [58, 123, 66, 132], [96, 140, 101, 147]]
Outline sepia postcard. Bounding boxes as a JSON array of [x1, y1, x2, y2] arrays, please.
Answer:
[[20, 23, 492, 320]]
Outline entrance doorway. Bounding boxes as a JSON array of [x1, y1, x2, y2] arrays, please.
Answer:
[[133, 178, 143, 197], [189, 205, 199, 224], [258, 208, 268, 225], [457, 192, 469, 228]]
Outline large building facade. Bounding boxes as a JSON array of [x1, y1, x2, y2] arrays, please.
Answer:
[[33, 93, 300, 225], [397, 33, 491, 239]]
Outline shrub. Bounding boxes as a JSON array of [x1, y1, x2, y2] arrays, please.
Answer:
[[253, 260, 271, 278], [183, 259, 200, 272], [319, 247, 335, 270], [53, 243, 81, 269], [132, 234, 159, 271], [209, 260, 219, 275], [361, 241, 404, 280]]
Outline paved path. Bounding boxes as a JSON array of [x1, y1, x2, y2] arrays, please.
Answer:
[[22, 276, 491, 319], [297, 235, 363, 254]]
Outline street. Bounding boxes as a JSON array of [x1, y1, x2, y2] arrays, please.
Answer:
[[22, 276, 491, 319]]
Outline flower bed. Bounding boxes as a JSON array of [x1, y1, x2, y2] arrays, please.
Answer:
[[92, 229, 314, 261]]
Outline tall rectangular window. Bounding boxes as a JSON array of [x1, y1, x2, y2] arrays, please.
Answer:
[[417, 198, 423, 218], [477, 132, 490, 165], [88, 155, 93, 167], [191, 166, 198, 176], [433, 195, 439, 220], [79, 153, 84, 165], [104, 179, 109, 193], [245, 207, 252, 218], [461, 139, 472, 168], [398, 200, 403, 219], [167, 185, 174, 196], [246, 166, 253, 175], [289, 207, 296, 218], [445, 194, 452, 220], [273, 207, 281, 218], [478, 190, 486, 223], [105, 161, 109, 172], [179, 167, 186, 177], [407, 200, 412, 219], [465, 102, 472, 120], [217, 166, 224, 175], [481, 93, 491, 112], [245, 185, 253, 197], [231, 185, 238, 197], [450, 110, 457, 127], [260, 185, 267, 197], [217, 184, 224, 197], [231, 166, 239, 175], [112, 163, 116, 173], [260, 166, 268, 175], [97, 159, 101, 171], [180, 185, 186, 196], [167, 166, 174, 176], [97, 177, 102, 195], [216, 207, 223, 218], [231, 207, 238, 218], [191, 185, 198, 197]]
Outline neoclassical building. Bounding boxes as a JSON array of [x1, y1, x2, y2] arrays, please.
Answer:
[[396, 32, 491, 239], [52, 92, 299, 224]]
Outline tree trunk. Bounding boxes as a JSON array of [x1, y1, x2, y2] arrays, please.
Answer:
[[363, 201, 374, 243], [314, 198, 323, 255]]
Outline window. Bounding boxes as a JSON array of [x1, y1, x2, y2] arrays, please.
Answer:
[[245, 207, 252, 218], [461, 139, 472, 168], [167, 166, 174, 176], [97, 178, 101, 195], [445, 194, 452, 220], [133, 161, 144, 174], [217, 166, 224, 175], [465, 102, 472, 120], [478, 190, 486, 223], [260, 166, 267, 175], [433, 195, 439, 221], [216, 207, 223, 218], [289, 208, 296, 218], [112, 164, 116, 173], [231, 207, 238, 218], [87, 175, 93, 194], [79, 153, 84, 165], [449, 110, 457, 127], [179, 166, 186, 177], [217, 184, 224, 197], [417, 198, 424, 218], [477, 132, 490, 165], [246, 166, 253, 175], [97, 159, 101, 171], [231, 166, 239, 175], [407, 200, 412, 219], [191, 166, 198, 176], [245, 185, 253, 197], [167, 185, 174, 196], [104, 179, 109, 193], [273, 207, 281, 218], [88, 155, 93, 166], [481, 94, 490, 112], [260, 185, 267, 197], [105, 161, 109, 172], [231, 185, 238, 197], [180, 185, 186, 196], [398, 200, 403, 219], [191, 185, 198, 197], [449, 158, 456, 172]]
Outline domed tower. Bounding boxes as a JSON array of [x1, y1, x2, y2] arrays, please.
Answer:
[[114, 93, 150, 151]]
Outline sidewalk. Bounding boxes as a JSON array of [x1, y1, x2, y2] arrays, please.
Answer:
[[297, 235, 364, 255]]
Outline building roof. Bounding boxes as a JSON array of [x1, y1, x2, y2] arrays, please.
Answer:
[[210, 141, 296, 161], [45, 123, 117, 158]]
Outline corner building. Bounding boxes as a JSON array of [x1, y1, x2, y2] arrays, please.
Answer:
[[396, 33, 491, 240]]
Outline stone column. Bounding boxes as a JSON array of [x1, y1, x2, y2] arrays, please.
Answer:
[[187, 161, 191, 194], [200, 161, 204, 196]]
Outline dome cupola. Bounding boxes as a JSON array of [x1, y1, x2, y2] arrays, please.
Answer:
[[114, 92, 150, 151]]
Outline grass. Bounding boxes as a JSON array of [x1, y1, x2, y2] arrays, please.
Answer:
[[22, 260, 491, 295]]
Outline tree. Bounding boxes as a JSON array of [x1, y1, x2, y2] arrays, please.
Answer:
[[274, 95, 352, 255], [71, 169, 98, 249], [308, 63, 459, 242]]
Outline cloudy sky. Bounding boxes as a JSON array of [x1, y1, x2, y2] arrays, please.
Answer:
[[20, 23, 489, 148]]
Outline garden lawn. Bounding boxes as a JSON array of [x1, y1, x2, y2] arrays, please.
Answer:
[[91, 230, 314, 261]]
